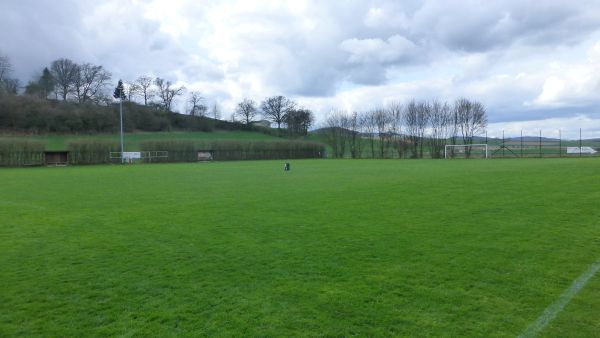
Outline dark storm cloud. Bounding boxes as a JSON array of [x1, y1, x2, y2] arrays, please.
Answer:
[[0, 0, 88, 80], [0, 0, 223, 85], [409, 1, 600, 52]]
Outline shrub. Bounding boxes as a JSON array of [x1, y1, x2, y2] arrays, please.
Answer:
[[67, 140, 120, 165], [139, 140, 199, 163], [0, 139, 46, 166], [139, 139, 325, 162]]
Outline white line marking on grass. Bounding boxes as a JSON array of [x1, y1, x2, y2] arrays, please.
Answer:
[[519, 257, 600, 338]]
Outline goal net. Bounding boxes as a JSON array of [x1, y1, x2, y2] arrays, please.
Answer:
[[444, 144, 488, 159]]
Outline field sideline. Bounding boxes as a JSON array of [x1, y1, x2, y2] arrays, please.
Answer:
[[1, 159, 599, 336]]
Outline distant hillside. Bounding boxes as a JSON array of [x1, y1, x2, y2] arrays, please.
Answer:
[[507, 136, 560, 142]]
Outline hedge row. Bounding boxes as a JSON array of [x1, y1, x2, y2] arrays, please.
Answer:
[[0, 139, 46, 166], [139, 139, 325, 162], [0, 138, 325, 166], [67, 140, 120, 165]]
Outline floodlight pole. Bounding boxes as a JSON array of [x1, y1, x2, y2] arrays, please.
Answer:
[[120, 97, 124, 163], [113, 80, 126, 163]]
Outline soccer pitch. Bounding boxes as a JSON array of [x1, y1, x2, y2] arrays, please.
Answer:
[[1, 159, 599, 336]]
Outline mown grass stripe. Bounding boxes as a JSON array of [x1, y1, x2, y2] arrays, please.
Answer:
[[518, 256, 600, 338]]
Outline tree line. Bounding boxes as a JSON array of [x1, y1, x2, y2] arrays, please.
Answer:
[[22, 57, 188, 112], [321, 98, 487, 159], [233, 96, 314, 136], [0, 52, 314, 137], [1, 52, 484, 146]]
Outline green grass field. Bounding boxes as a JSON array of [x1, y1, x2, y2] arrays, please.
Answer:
[[1, 159, 600, 336], [0, 131, 281, 151]]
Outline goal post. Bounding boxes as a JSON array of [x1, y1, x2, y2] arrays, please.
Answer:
[[444, 144, 489, 159]]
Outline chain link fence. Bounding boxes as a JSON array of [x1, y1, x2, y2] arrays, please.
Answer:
[[476, 129, 600, 158]]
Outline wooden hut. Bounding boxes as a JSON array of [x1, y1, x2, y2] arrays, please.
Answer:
[[44, 151, 69, 166]]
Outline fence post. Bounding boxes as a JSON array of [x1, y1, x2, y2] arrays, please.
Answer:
[[539, 130, 542, 158], [580, 128, 582, 157], [485, 131, 488, 145], [559, 129, 561, 158], [521, 130, 523, 158], [502, 130, 505, 158]]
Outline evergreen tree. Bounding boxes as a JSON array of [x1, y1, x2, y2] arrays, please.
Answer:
[[25, 81, 41, 97], [25, 67, 55, 99], [113, 80, 126, 100], [39, 67, 54, 97]]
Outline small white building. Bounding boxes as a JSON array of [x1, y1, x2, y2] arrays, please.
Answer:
[[251, 120, 272, 128], [566, 147, 597, 154]]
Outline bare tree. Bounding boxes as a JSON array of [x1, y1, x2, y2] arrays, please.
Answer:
[[348, 112, 362, 158], [210, 102, 221, 120], [50, 58, 78, 101], [323, 110, 349, 158], [3, 78, 19, 95], [155, 77, 185, 112], [417, 102, 431, 158], [235, 98, 257, 124], [360, 111, 377, 158], [95, 93, 114, 106], [73, 63, 112, 103], [260, 95, 296, 134], [373, 108, 392, 158], [0, 52, 18, 95], [0, 53, 12, 84], [188, 91, 207, 116], [135, 76, 154, 105], [322, 113, 338, 158], [455, 98, 487, 157], [404, 102, 418, 158], [449, 104, 459, 157], [428, 100, 453, 158], [387, 102, 406, 158], [125, 82, 141, 101], [404, 100, 430, 158]]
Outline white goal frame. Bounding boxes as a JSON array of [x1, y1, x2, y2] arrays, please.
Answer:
[[444, 144, 488, 159]]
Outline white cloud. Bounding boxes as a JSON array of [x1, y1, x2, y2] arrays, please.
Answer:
[[488, 115, 600, 139], [1, 0, 600, 124], [339, 35, 419, 64], [532, 44, 600, 107], [142, 0, 191, 39]]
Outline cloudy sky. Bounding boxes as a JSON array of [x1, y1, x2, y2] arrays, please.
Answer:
[[2, 0, 600, 137]]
